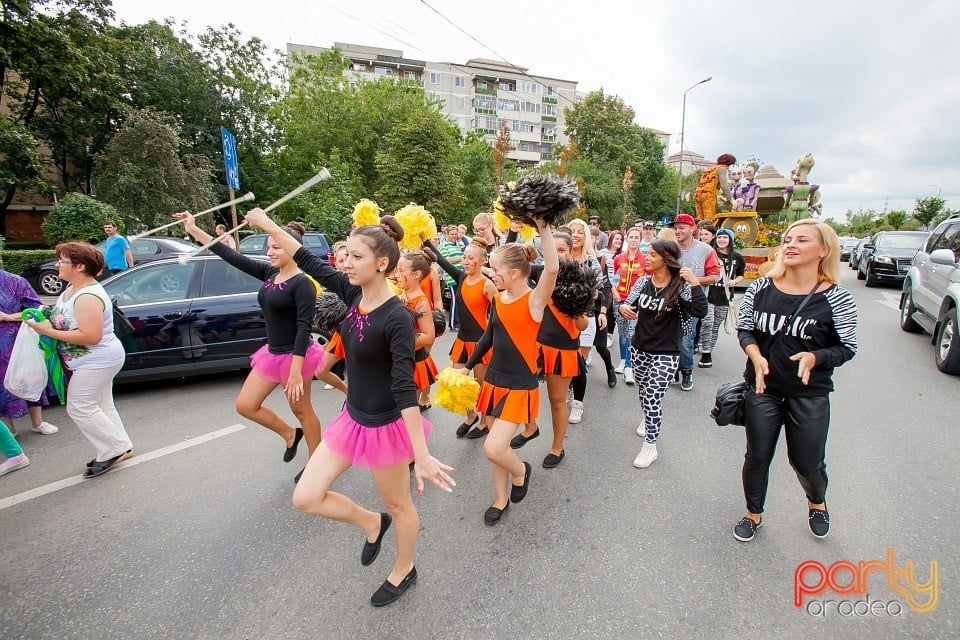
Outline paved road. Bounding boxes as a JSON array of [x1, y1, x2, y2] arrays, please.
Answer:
[[2, 269, 956, 639]]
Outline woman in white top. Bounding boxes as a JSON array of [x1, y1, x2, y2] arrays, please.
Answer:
[[27, 242, 132, 478]]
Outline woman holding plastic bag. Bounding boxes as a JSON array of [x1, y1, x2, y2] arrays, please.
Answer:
[[24, 243, 133, 478], [1, 269, 60, 476]]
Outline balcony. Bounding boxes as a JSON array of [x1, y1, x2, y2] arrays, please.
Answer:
[[541, 115, 557, 123], [475, 87, 497, 96], [474, 107, 496, 115], [542, 96, 558, 104]]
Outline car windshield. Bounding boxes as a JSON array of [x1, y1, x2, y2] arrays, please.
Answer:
[[876, 235, 926, 250], [842, 239, 859, 248]]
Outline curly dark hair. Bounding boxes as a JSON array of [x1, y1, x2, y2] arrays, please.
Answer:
[[716, 153, 737, 166]]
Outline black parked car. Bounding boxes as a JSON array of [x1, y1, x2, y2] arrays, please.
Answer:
[[239, 231, 334, 264], [839, 237, 860, 262], [102, 254, 270, 383], [849, 237, 872, 270], [22, 237, 198, 296], [857, 231, 929, 287]]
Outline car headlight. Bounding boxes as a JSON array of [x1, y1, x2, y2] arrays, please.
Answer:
[[875, 256, 894, 264]]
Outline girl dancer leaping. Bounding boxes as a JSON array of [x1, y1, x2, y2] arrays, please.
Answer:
[[244, 209, 454, 607], [176, 213, 322, 470]]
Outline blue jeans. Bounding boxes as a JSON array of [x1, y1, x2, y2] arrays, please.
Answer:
[[617, 316, 637, 363], [680, 316, 700, 371]]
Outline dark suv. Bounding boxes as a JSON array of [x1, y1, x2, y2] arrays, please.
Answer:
[[239, 231, 333, 263], [857, 231, 929, 287]]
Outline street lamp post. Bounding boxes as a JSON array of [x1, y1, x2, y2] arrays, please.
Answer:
[[675, 76, 713, 216]]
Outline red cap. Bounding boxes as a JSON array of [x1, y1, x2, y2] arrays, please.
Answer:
[[671, 213, 697, 227]]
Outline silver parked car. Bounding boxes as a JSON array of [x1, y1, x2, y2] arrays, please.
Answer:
[[900, 214, 960, 375]]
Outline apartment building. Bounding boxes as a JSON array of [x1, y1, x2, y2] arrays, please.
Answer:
[[287, 42, 580, 168]]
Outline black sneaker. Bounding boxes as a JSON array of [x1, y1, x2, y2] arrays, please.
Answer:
[[809, 507, 830, 538], [680, 370, 693, 391], [606, 367, 618, 388], [733, 517, 762, 542], [698, 352, 713, 368]]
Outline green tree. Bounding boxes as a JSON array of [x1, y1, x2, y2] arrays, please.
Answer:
[[41, 193, 118, 244], [563, 89, 667, 217], [567, 157, 622, 225], [885, 210, 908, 230], [846, 209, 879, 236], [452, 131, 496, 223], [913, 197, 945, 230], [0, 117, 46, 198], [375, 108, 461, 219], [272, 152, 364, 241], [92, 108, 215, 231]]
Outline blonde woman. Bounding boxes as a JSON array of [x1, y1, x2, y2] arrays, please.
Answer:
[[732, 219, 858, 542], [565, 218, 614, 422]]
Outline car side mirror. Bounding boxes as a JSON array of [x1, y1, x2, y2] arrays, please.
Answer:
[[930, 248, 957, 266]]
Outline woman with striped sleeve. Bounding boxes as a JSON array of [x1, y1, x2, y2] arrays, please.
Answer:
[[731, 219, 858, 543]]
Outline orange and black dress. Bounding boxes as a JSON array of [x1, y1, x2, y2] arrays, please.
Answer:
[[325, 331, 345, 359], [538, 301, 582, 377], [421, 268, 436, 310], [404, 293, 439, 389], [424, 239, 492, 365], [466, 291, 541, 424]]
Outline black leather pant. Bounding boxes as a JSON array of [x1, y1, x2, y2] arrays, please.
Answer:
[[742, 392, 830, 514]]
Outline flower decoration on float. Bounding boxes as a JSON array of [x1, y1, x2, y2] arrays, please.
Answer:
[[352, 198, 382, 228], [394, 203, 437, 251], [498, 173, 580, 227], [432, 367, 481, 415]]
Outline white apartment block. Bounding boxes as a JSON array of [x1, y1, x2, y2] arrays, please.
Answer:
[[287, 42, 581, 168]]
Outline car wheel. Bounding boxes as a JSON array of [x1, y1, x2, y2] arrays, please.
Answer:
[[864, 266, 878, 287], [856, 264, 866, 280], [899, 287, 923, 333], [935, 308, 960, 375], [37, 270, 64, 296]]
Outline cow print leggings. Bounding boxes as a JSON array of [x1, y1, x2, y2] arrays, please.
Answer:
[[629, 348, 680, 445]]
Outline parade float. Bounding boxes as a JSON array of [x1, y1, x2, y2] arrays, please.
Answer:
[[708, 155, 822, 283]]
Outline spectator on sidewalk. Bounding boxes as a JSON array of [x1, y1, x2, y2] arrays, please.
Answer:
[[102, 220, 133, 277]]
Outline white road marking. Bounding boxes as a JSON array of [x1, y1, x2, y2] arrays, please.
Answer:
[[876, 291, 901, 311], [0, 423, 246, 511]]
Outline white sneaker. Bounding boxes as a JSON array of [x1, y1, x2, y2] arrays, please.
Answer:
[[322, 383, 334, 390], [623, 367, 634, 385], [585, 355, 593, 368], [0, 454, 30, 476], [566, 387, 574, 406], [614, 362, 625, 374], [568, 400, 584, 424], [632, 443, 658, 468], [636, 419, 646, 438], [31, 422, 59, 435], [606, 334, 614, 348]]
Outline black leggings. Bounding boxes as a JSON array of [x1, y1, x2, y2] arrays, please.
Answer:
[[742, 392, 830, 514], [571, 318, 614, 401]]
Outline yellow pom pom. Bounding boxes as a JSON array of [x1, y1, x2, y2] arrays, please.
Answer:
[[352, 199, 381, 228], [431, 367, 480, 416], [394, 203, 437, 251]]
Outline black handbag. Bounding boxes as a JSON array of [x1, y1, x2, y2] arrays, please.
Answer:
[[711, 282, 820, 427]]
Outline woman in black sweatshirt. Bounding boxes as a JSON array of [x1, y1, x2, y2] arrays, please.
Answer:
[[618, 239, 708, 470], [732, 219, 858, 543]]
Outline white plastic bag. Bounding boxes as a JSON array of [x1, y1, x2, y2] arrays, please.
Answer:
[[3, 323, 48, 401], [724, 302, 740, 335]]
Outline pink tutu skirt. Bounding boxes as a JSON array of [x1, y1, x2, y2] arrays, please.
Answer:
[[324, 406, 433, 469], [249, 342, 323, 383]]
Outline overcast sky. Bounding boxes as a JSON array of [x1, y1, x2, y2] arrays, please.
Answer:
[[111, 0, 959, 221]]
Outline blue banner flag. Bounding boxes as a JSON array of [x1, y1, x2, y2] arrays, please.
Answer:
[[221, 127, 239, 190]]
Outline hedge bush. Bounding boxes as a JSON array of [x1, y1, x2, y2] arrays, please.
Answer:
[[1, 249, 57, 275], [42, 193, 119, 245]]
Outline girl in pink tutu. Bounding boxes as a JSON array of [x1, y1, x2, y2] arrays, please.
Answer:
[[175, 213, 322, 472], [244, 209, 456, 608]]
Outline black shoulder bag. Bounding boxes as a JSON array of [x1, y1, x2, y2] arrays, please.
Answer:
[[711, 282, 820, 426]]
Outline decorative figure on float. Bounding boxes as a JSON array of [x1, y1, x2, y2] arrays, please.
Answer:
[[733, 162, 760, 212], [693, 153, 737, 224], [783, 154, 821, 219]]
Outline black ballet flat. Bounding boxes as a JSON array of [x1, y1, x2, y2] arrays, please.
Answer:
[[370, 566, 417, 607], [483, 502, 509, 526], [510, 429, 539, 450], [464, 426, 489, 440], [361, 512, 393, 566], [283, 428, 304, 463], [510, 461, 532, 503], [455, 416, 480, 438]]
